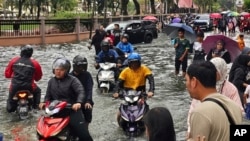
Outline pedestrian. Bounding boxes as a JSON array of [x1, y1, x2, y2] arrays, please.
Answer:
[[192, 32, 206, 61], [5, 45, 43, 112], [113, 24, 122, 46], [173, 28, 190, 77], [206, 39, 231, 64], [39, 57, 93, 141], [144, 107, 176, 141], [228, 54, 250, 107], [237, 34, 245, 51], [187, 57, 244, 135], [70, 55, 94, 128], [90, 29, 104, 55], [186, 61, 242, 141], [244, 85, 250, 120]]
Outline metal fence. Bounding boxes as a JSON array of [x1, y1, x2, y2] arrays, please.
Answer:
[[0, 18, 92, 37], [0, 14, 168, 37]]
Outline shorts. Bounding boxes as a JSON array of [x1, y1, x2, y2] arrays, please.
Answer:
[[82, 107, 93, 123]]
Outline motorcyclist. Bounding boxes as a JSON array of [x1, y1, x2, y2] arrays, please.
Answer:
[[113, 52, 155, 98], [5, 45, 42, 112], [95, 39, 121, 68], [70, 55, 94, 128], [113, 52, 155, 126], [95, 39, 122, 84], [116, 33, 134, 54], [39, 58, 93, 141]]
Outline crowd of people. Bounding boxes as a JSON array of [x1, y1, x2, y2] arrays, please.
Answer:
[[3, 18, 250, 140]]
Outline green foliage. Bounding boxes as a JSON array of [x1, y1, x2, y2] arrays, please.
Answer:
[[52, 11, 91, 19], [127, 1, 135, 14], [245, 0, 250, 10]]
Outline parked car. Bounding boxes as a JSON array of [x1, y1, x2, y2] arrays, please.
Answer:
[[105, 20, 158, 44], [192, 14, 213, 31]]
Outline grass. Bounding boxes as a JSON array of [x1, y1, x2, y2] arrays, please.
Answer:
[[0, 25, 40, 30]]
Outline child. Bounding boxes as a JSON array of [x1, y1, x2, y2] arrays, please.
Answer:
[[174, 28, 190, 77], [193, 32, 206, 61], [244, 85, 250, 120], [237, 34, 245, 51]]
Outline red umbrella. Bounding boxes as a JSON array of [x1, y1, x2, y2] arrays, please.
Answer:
[[202, 35, 241, 62], [210, 13, 222, 19], [143, 16, 158, 21]]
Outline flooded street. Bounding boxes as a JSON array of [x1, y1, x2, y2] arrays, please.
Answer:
[[0, 32, 249, 141]]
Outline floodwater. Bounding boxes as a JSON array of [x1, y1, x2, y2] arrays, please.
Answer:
[[0, 32, 249, 141]]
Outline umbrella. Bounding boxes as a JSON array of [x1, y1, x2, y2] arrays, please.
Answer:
[[202, 35, 241, 62], [227, 11, 239, 17], [221, 10, 231, 15], [165, 23, 196, 43], [210, 13, 222, 19], [240, 12, 249, 16], [172, 17, 182, 23], [143, 16, 158, 21]]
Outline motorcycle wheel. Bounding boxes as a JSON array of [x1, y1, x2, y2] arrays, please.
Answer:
[[100, 87, 108, 94]]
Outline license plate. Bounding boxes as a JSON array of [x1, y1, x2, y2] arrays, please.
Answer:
[[19, 107, 28, 113], [129, 127, 135, 131]]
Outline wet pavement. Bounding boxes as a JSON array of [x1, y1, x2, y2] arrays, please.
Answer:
[[0, 32, 249, 141]]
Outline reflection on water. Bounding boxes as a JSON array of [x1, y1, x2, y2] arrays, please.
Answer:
[[0, 32, 249, 141]]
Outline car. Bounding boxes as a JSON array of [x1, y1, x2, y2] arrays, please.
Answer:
[[105, 20, 158, 44], [193, 14, 213, 31]]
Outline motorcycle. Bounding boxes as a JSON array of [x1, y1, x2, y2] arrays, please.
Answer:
[[36, 100, 77, 141], [12, 90, 33, 120], [117, 90, 149, 136], [97, 62, 117, 94]]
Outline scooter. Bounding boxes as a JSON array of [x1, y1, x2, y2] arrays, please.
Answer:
[[117, 90, 149, 137], [13, 90, 33, 120], [97, 62, 117, 94], [36, 100, 77, 141]]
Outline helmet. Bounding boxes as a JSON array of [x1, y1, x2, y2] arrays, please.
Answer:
[[20, 45, 33, 58], [101, 39, 110, 52], [128, 52, 141, 64], [73, 55, 88, 72], [121, 33, 129, 40], [52, 58, 71, 74]]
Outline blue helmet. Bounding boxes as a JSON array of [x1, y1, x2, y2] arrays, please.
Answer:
[[128, 52, 141, 63]]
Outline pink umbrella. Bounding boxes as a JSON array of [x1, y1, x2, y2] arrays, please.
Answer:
[[202, 35, 241, 62], [143, 16, 158, 21], [210, 13, 222, 19]]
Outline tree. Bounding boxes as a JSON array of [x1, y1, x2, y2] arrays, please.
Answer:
[[244, 0, 250, 11]]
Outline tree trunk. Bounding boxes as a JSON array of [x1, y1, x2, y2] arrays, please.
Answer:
[[133, 0, 140, 15], [121, 0, 129, 15], [36, 0, 42, 19], [150, 0, 156, 14], [18, 0, 25, 18]]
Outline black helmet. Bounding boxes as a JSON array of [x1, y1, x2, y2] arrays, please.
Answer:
[[52, 58, 71, 75], [73, 55, 88, 73], [20, 45, 33, 58], [122, 33, 129, 40], [101, 39, 110, 52]]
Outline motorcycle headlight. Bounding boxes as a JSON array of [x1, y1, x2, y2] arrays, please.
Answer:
[[133, 96, 139, 102], [125, 96, 133, 103], [45, 107, 60, 115]]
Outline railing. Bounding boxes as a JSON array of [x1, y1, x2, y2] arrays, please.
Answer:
[[0, 14, 170, 37]]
